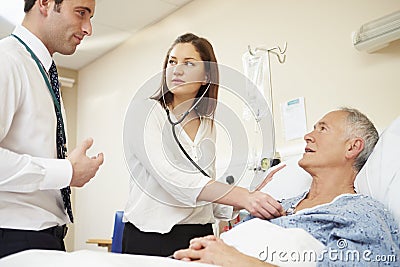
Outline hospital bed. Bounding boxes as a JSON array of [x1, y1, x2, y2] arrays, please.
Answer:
[[0, 249, 216, 267], [1, 116, 399, 266]]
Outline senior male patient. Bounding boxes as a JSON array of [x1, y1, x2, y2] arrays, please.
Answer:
[[173, 108, 400, 266]]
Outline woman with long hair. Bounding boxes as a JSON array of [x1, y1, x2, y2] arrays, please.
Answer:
[[122, 33, 284, 257]]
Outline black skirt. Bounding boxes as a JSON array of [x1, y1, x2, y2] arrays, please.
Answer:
[[122, 222, 213, 257]]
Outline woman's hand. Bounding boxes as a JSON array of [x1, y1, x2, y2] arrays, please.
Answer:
[[242, 164, 286, 219], [244, 191, 285, 219], [197, 164, 286, 218]]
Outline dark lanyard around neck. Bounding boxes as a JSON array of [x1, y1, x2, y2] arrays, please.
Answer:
[[11, 34, 66, 141], [11, 34, 62, 114]]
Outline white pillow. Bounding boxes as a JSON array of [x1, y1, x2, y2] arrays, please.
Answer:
[[355, 116, 400, 228]]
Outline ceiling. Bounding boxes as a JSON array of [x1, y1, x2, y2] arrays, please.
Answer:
[[0, 0, 193, 70]]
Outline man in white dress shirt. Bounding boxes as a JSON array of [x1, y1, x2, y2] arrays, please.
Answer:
[[0, 0, 103, 258]]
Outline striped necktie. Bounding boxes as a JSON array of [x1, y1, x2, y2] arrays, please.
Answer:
[[49, 61, 74, 223]]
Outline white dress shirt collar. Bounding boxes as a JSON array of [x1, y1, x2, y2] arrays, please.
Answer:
[[13, 25, 53, 72]]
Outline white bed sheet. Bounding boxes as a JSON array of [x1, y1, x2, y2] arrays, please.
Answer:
[[220, 218, 324, 267], [0, 249, 218, 267]]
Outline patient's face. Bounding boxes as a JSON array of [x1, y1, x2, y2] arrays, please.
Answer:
[[299, 111, 349, 173]]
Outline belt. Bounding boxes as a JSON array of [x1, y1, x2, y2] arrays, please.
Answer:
[[0, 225, 68, 240], [40, 225, 68, 240]]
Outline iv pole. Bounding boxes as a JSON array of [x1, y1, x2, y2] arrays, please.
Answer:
[[247, 42, 287, 170]]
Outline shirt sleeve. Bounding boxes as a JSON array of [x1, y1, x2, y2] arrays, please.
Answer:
[[213, 203, 240, 220], [0, 52, 72, 192], [0, 148, 72, 192]]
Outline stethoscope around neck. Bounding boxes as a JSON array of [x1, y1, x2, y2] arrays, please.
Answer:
[[163, 82, 211, 177]]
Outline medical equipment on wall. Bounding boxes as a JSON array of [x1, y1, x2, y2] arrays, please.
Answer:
[[242, 42, 287, 189]]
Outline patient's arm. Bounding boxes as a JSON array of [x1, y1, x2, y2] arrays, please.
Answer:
[[254, 164, 286, 191], [173, 236, 276, 267]]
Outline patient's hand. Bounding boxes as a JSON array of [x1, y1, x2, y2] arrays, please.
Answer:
[[173, 236, 274, 267], [254, 164, 286, 191]]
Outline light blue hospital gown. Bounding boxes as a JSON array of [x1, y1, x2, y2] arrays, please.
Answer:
[[246, 193, 400, 266]]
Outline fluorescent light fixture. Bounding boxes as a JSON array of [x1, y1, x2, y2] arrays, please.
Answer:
[[352, 10, 400, 53], [59, 77, 75, 88], [0, 0, 24, 25]]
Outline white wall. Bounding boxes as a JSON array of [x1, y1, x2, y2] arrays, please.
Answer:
[[59, 67, 78, 251], [73, 0, 400, 250]]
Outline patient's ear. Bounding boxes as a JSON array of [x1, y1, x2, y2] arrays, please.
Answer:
[[345, 137, 364, 159]]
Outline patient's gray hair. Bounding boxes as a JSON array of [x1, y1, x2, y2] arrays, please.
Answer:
[[340, 107, 379, 172]]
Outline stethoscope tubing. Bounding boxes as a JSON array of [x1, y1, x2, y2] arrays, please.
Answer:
[[163, 83, 211, 177], [168, 115, 210, 177]]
